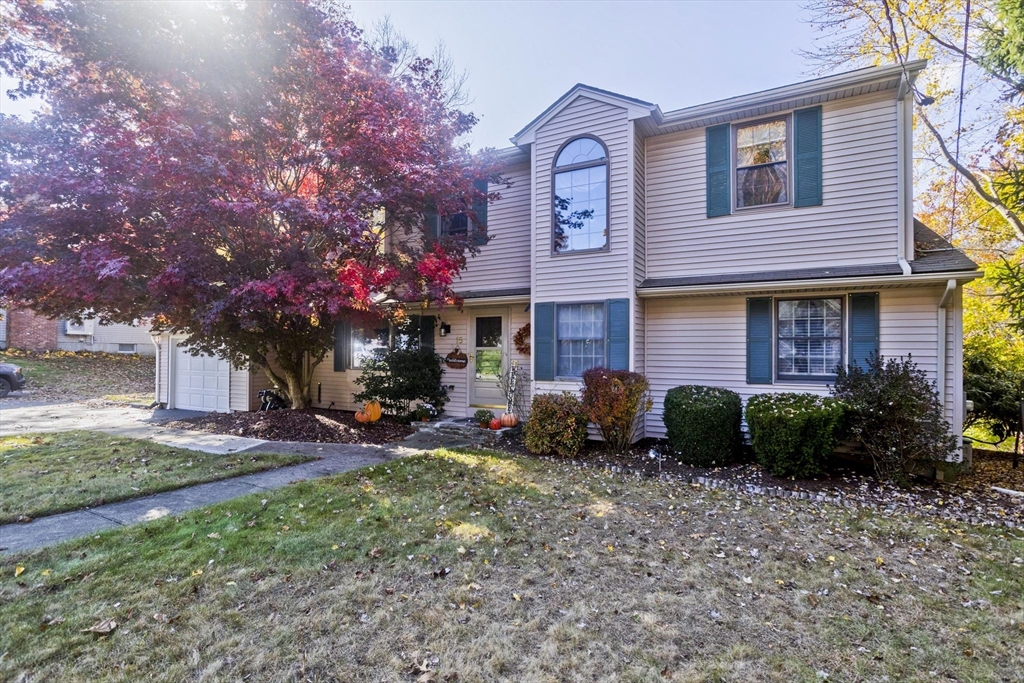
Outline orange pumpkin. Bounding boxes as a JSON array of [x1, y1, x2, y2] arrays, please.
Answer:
[[489, 418, 502, 430], [354, 410, 371, 423], [500, 413, 518, 428], [364, 400, 382, 422]]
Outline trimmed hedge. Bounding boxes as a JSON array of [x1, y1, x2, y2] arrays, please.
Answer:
[[662, 385, 742, 466], [524, 392, 589, 457], [744, 392, 846, 477]]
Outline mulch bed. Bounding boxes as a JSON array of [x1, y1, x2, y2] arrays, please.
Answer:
[[163, 408, 415, 445], [498, 430, 1024, 529]]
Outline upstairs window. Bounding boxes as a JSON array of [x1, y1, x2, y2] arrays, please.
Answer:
[[735, 119, 788, 208], [553, 136, 608, 253]]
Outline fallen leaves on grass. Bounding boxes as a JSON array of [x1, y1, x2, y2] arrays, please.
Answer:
[[81, 619, 117, 635]]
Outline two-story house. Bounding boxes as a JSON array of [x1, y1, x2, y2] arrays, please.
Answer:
[[154, 61, 979, 459]]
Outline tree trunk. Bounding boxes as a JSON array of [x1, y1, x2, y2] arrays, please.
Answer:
[[257, 346, 312, 409], [283, 370, 310, 409]]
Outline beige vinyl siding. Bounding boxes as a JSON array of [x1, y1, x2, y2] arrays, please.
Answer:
[[533, 95, 633, 302], [0, 308, 6, 347], [310, 355, 364, 412], [645, 92, 900, 279], [643, 287, 956, 451], [156, 335, 170, 404], [632, 127, 647, 432], [433, 311, 470, 414], [633, 128, 646, 287], [456, 164, 532, 294], [59, 320, 155, 355]]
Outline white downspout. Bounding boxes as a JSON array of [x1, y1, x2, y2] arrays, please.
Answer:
[[896, 81, 913, 276], [150, 334, 161, 408], [936, 279, 957, 409]]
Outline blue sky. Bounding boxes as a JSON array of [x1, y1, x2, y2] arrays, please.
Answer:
[[344, 0, 822, 150], [1, 1, 825, 151]]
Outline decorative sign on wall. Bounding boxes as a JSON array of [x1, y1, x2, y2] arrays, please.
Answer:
[[444, 347, 468, 369]]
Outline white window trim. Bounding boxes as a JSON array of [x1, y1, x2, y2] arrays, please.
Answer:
[[732, 114, 793, 213], [554, 301, 606, 379]]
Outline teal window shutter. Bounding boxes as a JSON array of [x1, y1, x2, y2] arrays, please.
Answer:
[[418, 315, 435, 350], [848, 293, 879, 370], [706, 124, 731, 217], [793, 106, 823, 208], [334, 320, 350, 372], [605, 299, 630, 370], [423, 207, 439, 240], [472, 179, 489, 246], [534, 303, 555, 381], [746, 298, 773, 384]]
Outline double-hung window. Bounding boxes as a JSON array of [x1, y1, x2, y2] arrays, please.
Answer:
[[708, 107, 823, 218], [735, 118, 789, 209], [556, 303, 605, 377], [776, 298, 843, 380]]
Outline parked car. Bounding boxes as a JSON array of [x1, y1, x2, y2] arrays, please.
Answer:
[[0, 362, 27, 397]]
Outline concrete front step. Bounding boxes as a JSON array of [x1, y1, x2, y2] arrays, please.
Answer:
[[404, 417, 512, 449]]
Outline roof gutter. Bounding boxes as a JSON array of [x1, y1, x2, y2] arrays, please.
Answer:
[[652, 60, 928, 130], [637, 270, 981, 299]]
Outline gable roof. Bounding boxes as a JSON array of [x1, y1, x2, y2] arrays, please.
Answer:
[[510, 61, 929, 147], [511, 84, 658, 146]]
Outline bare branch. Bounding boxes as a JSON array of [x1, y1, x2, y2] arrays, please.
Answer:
[[919, 109, 1024, 241]]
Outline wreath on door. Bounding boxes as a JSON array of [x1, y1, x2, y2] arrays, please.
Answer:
[[513, 323, 531, 356]]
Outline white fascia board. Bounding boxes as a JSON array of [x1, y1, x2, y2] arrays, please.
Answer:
[[637, 269, 981, 299], [512, 89, 657, 146], [651, 60, 928, 130]]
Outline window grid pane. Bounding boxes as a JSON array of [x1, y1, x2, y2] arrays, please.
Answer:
[[554, 165, 608, 253], [735, 119, 788, 208], [777, 298, 842, 377], [556, 304, 605, 377]]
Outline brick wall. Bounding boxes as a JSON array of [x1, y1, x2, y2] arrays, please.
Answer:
[[8, 307, 58, 351]]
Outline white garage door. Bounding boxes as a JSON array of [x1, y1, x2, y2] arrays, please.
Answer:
[[174, 345, 230, 412]]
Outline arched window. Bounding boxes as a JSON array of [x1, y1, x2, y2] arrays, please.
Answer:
[[552, 136, 608, 253]]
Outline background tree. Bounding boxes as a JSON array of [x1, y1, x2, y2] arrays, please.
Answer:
[[0, 0, 502, 407], [804, 0, 1024, 241]]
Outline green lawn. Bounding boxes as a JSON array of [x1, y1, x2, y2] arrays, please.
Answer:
[[0, 349, 155, 403], [1, 449, 1021, 682], [0, 431, 312, 523]]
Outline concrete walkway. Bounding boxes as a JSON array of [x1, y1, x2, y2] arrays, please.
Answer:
[[0, 441, 400, 555], [0, 401, 483, 554], [0, 402, 268, 454]]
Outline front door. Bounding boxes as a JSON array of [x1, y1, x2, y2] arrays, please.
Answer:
[[470, 310, 507, 408]]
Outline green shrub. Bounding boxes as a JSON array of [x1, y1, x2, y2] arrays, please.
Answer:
[[832, 354, 958, 484], [745, 392, 846, 477], [353, 347, 448, 416], [473, 409, 495, 425], [581, 368, 653, 454], [524, 392, 589, 457], [662, 385, 742, 466]]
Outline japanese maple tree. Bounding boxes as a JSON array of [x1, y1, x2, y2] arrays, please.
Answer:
[[0, 0, 499, 407]]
